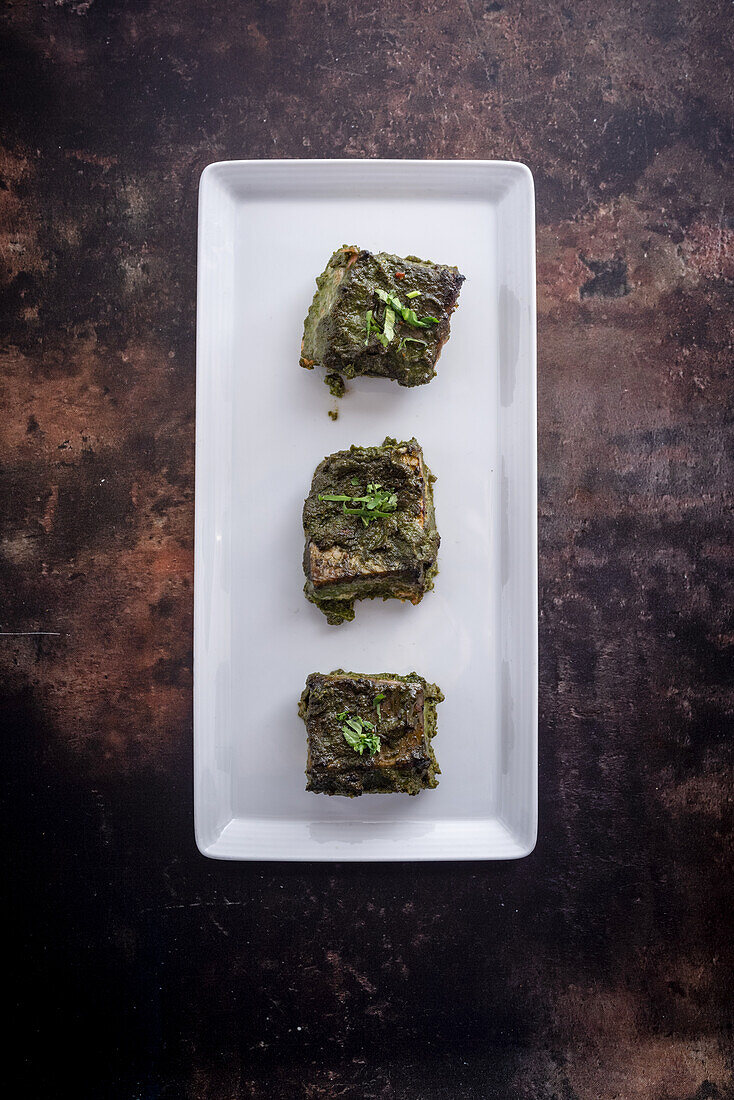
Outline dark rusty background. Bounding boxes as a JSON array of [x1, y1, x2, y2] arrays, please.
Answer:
[[2, 1, 732, 1097]]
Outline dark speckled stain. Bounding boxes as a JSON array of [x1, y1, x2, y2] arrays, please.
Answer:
[[579, 255, 630, 299], [1, 0, 733, 1097]]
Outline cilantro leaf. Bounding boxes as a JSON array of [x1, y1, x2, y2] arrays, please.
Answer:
[[383, 306, 396, 343], [320, 482, 398, 526], [375, 288, 440, 333], [337, 711, 381, 756], [398, 336, 428, 353]]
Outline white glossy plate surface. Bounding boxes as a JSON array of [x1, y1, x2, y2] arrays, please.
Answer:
[[195, 160, 537, 860]]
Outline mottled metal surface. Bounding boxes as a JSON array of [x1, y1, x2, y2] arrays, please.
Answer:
[[1, 1, 732, 1096]]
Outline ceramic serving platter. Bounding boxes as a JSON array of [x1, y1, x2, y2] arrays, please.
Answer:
[[195, 159, 537, 860]]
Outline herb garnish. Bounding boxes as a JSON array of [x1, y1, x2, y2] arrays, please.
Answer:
[[365, 309, 388, 348], [337, 711, 381, 755], [318, 482, 398, 526], [375, 288, 439, 329], [398, 336, 428, 354], [383, 306, 396, 344], [374, 692, 386, 720], [364, 289, 439, 349]]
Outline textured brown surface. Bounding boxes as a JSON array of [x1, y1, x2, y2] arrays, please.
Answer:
[[1, 1, 732, 1097]]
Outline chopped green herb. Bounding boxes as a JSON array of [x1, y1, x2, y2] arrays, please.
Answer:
[[383, 306, 396, 343], [364, 309, 372, 345], [319, 482, 398, 527], [365, 290, 438, 352], [375, 289, 440, 331], [365, 308, 388, 348], [406, 290, 421, 299], [398, 336, 428, 353], [374, 692, 386, 720], [403, 306, 439, 327], [337, 711, 381, 755]]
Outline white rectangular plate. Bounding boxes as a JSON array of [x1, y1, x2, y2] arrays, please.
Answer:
[[195, 160, 537, 860]]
